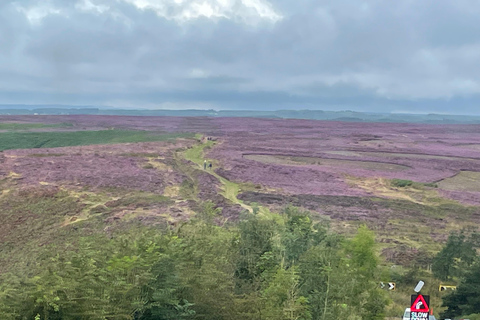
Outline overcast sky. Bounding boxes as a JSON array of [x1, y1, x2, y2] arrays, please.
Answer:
[[1, 0, 480, 114]]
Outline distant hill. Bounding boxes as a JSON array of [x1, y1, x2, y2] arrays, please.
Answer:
[[0, 105, 479, 124]]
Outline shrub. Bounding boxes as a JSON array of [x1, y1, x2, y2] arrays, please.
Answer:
[[423, 182, 438, 188], [391, 179, 413, 188]]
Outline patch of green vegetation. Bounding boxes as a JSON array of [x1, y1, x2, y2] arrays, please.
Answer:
[[0, 205, 389, 320], [0, 122, 73, 131], [28, 153, 65, 157], [422, 182, 438, 188], [0, 130, 194, 151], [391, 179, 413, 187], [391, 178, 438, 189], [179, 178, 196, 199], [184, 139, 215, 166], [182, 139, 254, 213], [0, 188, 87, 273], [119, 152, 160, 157]]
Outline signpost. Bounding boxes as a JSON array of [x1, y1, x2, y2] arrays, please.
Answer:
[[439, 285, 456, 292], [410, 294, 430, 320], [409, 281, 429, 320], [379, 282, 396, 291]]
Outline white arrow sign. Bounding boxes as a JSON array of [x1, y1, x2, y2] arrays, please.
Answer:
[[388, 283, 395, 290]]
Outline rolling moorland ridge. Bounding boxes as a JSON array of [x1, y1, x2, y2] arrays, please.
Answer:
[[1, 106, 480, 124], [0, 115, 479, 319]]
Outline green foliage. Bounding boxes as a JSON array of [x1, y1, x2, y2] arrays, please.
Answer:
[[282, 206, 327, 265], [391, 179, 413, 188], [0, 130, 193, 151], [422, 182, 438, 188], [263, 266, 311, 320], [0, 207, 388, 320], [345, 225, 378, 278], [0, 122, 72, 131], [432, 231, 478, 281], [235, 211, 281, 285], [442, 261, 480, 318], [176, 203, 238, 320], [344, 225, 388, 320], [361, 289, 389, 320], [391, 179, 438, 189], [460, 314, 480, 320]]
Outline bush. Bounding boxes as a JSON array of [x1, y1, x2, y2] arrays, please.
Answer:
[[391, 179, 413, 188], [423, 182, 438, 188]]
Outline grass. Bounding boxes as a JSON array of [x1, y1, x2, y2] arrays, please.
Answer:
[[0, 184, 176, 278], [326, 150, 472, 161], [183, 138, 253, 212], [0, 188, 87, 273], [348, 177, 444, 206], [0, 122, 73, 131], [29, 153, 66, 157], [119, 152, 161, 158], [245, 154, 409, 172], [0, 130, 194, 151], [184, 140, 215, 166], [438, 171, 480, 192]]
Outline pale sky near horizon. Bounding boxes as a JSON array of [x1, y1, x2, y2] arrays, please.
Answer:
[[1, 0, 480, 114]]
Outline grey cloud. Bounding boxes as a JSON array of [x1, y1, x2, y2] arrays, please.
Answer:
[[1, 0, 480, 114]]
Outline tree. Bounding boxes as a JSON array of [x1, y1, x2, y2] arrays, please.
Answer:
[[262, 266, 311, 320], [442, 261, 480, 318], [432, 231, 478, 281], [234, 212, 282, 288], [344, 225, 387, 320], [176, 202, 238, 320], [282, 207, 327, 266]]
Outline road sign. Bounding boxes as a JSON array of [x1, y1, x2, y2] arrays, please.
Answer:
[[439, 285, 456, 292], [380, 282, 396, 290], [410, 294, 430, 320], [414, 280, 424, 293]]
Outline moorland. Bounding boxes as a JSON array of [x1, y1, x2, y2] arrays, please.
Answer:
[[0, 115, 479, 320]]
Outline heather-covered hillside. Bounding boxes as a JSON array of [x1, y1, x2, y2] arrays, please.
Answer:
[[0, 115, 479, 319]]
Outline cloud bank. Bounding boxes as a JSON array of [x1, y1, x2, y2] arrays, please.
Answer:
[[1, 0, 480, 113]]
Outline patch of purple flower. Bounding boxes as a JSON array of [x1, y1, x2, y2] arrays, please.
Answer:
[[1, 141, 190, 192], [207, 118, 480, 202]]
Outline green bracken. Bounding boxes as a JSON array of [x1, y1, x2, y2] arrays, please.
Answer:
[[0, 130, 193, 151]]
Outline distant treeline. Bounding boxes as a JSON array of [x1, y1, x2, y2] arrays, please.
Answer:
[[0, 106, 479, 124]]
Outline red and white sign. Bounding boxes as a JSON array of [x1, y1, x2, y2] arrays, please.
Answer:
[[411, 294, 429, 312]]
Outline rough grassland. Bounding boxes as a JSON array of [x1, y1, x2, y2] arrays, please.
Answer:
[[184, 139, 253, 213], [325, 150, 479, 161], [438, 171, 480, 192], [245, 154, 409, 172], [0, 122, 72, 131], [0, 130, 193, 151]]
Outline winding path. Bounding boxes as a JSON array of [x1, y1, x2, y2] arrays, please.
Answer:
[[182, 138, 254, 213]]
